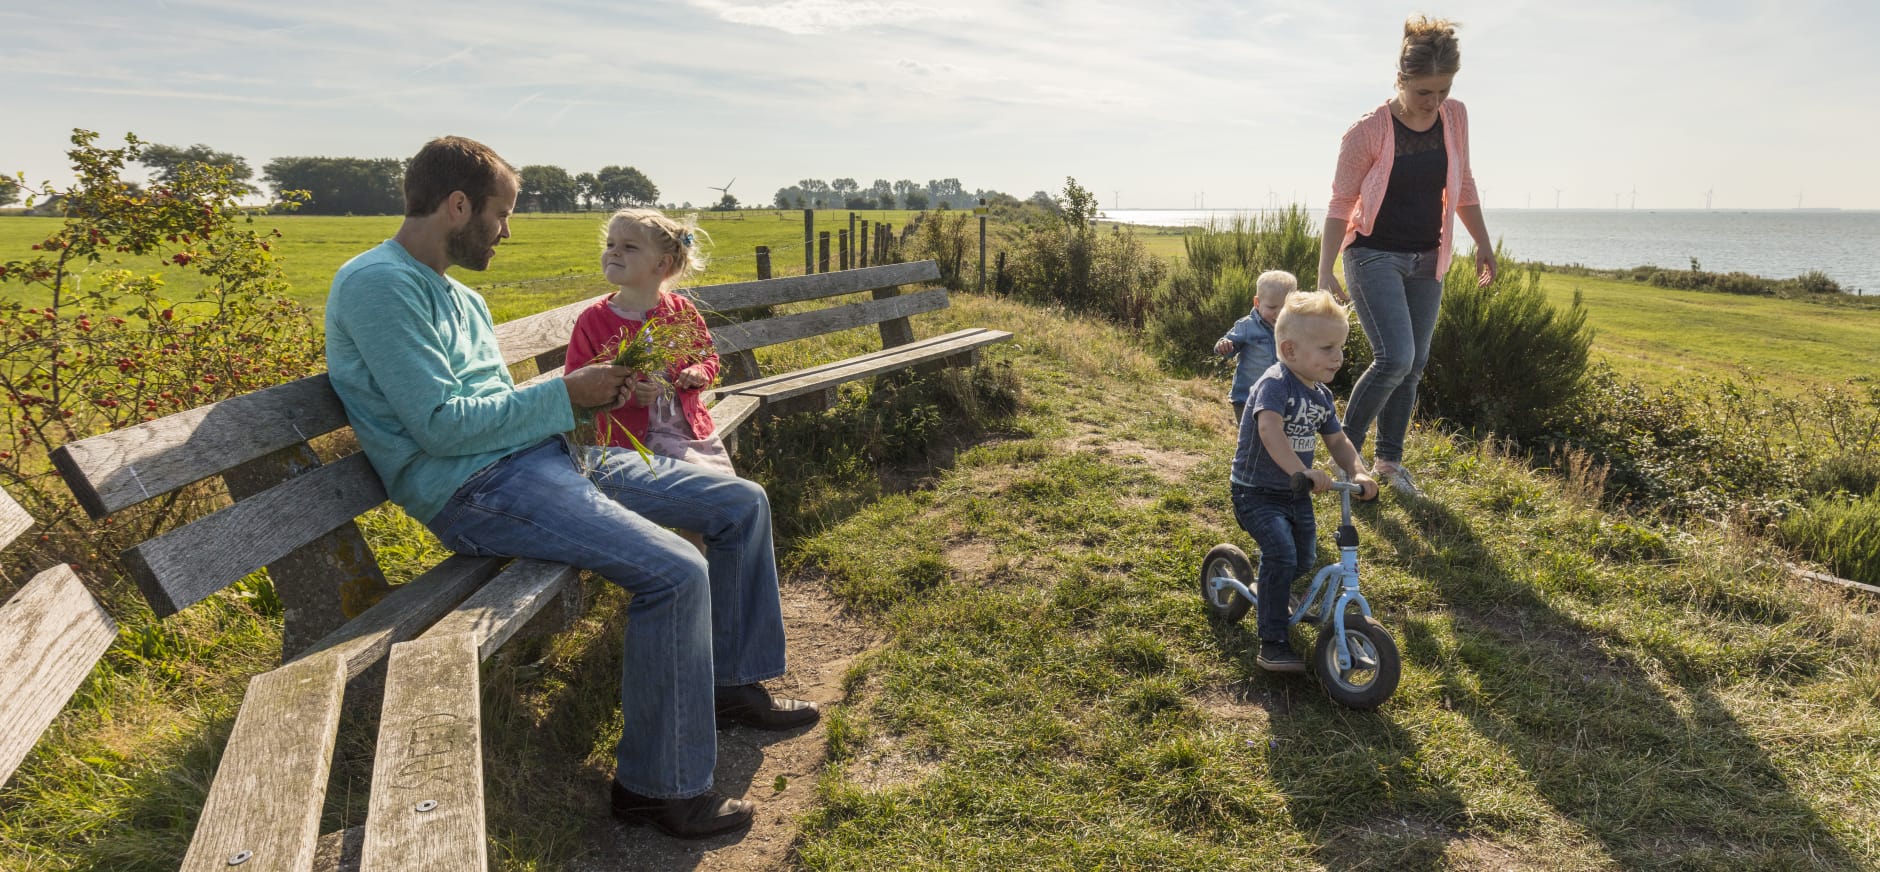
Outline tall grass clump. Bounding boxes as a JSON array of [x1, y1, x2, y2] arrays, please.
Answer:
[[1780, 494, 1880, 585], [1420, 249, 1593, 446], [1147, 207, 1318, 372], [1002, 178, 1167, 329]]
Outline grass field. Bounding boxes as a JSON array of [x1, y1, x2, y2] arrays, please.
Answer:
[[9, 211, 1875, 389], [0, 209, 923, 322], [1532, 271, 1880, 389]]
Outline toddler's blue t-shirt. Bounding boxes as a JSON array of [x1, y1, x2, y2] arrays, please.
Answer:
[[1231, 363, 1342, 490]]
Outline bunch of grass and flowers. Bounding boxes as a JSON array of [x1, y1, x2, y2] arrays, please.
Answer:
[[577, 313, 713, 470]]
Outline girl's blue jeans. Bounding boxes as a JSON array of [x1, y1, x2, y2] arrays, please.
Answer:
[[1231, 484, 1317, 644], [1343, 246, 1444, 464], [424, 436, 786, 799]]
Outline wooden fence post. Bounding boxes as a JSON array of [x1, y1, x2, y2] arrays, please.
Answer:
[[756, 245, 772, 280], [978, 198, 987, 293], [803, 209, 814, 276], [859, 219, 871, 268], [839, 229, 849, 271], [848, 212, 857, 268], [818, 232, 831, 273]]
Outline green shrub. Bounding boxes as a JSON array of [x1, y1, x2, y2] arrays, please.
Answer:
[[1146, 207, 1318, 373], [1005, 178, 1167, 329], [0, 130, 320, 587], [1802, 453, 1880, 498], [1420, 252, 1593, 446], [1780, 494, 1880, 586]]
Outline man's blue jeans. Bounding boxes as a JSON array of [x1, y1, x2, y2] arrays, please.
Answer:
[[424, 436, 787, 798], [1343, 246, 1444, 464], [1231, 484, 1316, 644]]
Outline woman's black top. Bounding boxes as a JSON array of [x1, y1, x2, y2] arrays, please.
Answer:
[[1352, 114, 1446, 253]]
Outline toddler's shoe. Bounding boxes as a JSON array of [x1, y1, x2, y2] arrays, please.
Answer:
[[1257, 640, 1306, 673]]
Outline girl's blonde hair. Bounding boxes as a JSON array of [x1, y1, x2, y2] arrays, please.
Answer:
[[1274, 290, 1351, 342], [1399, 15, 1461, 81], [603, 208, 710, 283]]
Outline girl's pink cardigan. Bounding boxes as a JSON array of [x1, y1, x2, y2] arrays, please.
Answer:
[[1325, 99, 1480, 273]]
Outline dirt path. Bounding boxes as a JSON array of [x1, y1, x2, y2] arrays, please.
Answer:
[[570, 573, 882, 872]]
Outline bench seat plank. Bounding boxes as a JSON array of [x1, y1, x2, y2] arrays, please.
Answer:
[[123, 452, 388, 617], [726, 328, 1013, 404], [0, 564, 117, 788], [423, 559, 582, 661], [0, 487, 30, 549], [179, 653, 347, 872], [360, 633, 485, 872], [291, 555, 509, 681]]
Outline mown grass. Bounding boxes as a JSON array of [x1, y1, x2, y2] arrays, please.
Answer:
[[1532, 271, 1879, 390], [788, 294, 1880, 870]]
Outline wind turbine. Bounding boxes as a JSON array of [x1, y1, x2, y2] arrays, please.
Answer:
[[708, 177, 736, 201], [1554, 188, 1564, 209], [1704, 188, 1714, 211], [1629, 186, 1637, 210]]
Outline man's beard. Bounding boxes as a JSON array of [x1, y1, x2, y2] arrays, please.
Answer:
[[446, 217, 496, 271]]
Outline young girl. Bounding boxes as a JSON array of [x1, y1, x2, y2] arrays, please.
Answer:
[[567, 208, 736, 476]]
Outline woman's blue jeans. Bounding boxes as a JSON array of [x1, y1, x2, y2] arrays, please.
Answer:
[[1343, 246, 1444, 464], [425, 436, 786, 798]]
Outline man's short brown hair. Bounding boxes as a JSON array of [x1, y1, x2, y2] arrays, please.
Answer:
[[404, 136, 518, 217]]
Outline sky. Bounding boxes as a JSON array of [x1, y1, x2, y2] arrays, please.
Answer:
[[5, 0, 1879, 211]]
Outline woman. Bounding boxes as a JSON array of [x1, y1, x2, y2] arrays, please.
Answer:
[[1317, 15, 1496, 498]]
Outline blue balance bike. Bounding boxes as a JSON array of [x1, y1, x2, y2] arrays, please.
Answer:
[[1201, 471, 1401, 710]]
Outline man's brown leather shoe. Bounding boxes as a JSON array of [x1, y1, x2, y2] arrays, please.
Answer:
[[715, 683, 820, 730], [611, 781, 753, 839]]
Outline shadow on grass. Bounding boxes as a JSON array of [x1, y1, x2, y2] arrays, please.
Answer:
[[1205, 589, 1471, 871], [1369, 495, 1861, 869]]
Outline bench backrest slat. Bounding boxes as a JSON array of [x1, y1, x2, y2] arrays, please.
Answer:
[[52, 376, 351, 519], [125, 453, 387, 617], [689, 260, 941, 312], [178, 653, 346, 872], [711, 288, 949, 356], [361, 632, 486, 872], [0, 563, 117, 788]]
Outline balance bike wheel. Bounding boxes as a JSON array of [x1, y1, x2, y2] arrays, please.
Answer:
[[1199, 544, 1254, 625], [1313, 615, 1400, 710]]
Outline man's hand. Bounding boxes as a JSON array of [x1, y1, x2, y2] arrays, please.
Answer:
[[563, 364, 633, 410]]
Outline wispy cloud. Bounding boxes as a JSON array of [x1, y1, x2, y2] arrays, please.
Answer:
[[686, 0, 970, 35]]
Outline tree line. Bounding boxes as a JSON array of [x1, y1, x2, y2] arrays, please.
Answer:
[[771, 178, 1053, 211], [4, 140, 1053, 216]]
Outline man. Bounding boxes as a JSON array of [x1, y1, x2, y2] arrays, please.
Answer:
[[325, 136, 816, 840]]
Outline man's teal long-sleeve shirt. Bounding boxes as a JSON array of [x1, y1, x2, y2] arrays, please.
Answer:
[[325, 240, 575, 524]]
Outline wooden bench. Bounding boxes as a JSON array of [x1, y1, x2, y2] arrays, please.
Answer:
[[0, 487, 118, 791], [44, 258, 1008, 870]]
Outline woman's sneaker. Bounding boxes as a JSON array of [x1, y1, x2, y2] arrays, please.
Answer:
[[1257, 641, 1306, 673], [1373, 463, 1421, 498]]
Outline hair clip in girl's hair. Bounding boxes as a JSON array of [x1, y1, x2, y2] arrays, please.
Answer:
[[681, 231, 695, 247]]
